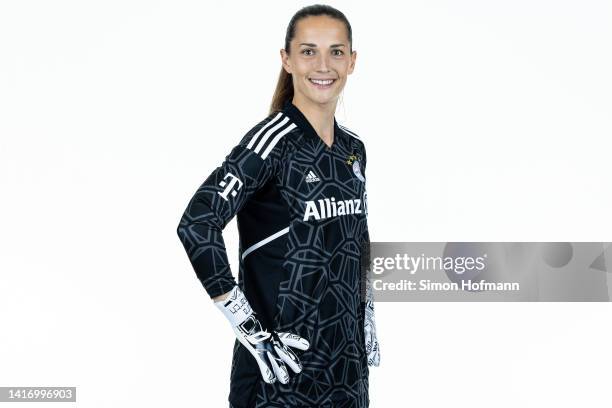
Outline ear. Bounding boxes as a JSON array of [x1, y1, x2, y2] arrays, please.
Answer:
[[280, 49, 292, 74], [348, 50, 357, 75]]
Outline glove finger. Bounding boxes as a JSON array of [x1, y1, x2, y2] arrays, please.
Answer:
[[277, 332, 310, 351], [274, 343, 303, 374], [267, 351, 289, 384], [233, 328, 276, 384], [256, 355, 277, 384]]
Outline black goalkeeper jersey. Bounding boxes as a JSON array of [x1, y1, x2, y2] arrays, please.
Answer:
[[177, 99, 371, 407]]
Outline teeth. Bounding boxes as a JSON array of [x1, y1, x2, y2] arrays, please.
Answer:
[[310, 79, 334, 85]]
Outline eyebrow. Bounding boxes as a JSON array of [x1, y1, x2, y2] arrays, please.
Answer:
[[299, 43, 346, 48]]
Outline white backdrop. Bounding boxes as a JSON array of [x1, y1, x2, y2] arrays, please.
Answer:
[[1, 1, 611, 407]]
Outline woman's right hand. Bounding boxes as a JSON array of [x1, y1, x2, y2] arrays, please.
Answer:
[[215, 285, 310, 384]]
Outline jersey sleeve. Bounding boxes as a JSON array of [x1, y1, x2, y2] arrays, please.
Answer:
[[176, 115, 284, 299]]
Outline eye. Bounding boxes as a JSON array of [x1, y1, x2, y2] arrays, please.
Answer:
[[301, 48, 314, 56], [332, 49, 344, 56]]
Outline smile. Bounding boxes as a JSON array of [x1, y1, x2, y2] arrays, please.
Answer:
[[309, 78, 336, 88]]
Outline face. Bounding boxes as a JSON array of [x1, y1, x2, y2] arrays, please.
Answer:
[[281, 15, 356, 107]]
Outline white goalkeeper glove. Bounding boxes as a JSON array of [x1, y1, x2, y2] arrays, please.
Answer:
[[215, 285, 310, 384], [364, 279, 380, 366]]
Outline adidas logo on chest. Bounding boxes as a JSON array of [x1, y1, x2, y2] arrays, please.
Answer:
[[305, 170, 320, 183]]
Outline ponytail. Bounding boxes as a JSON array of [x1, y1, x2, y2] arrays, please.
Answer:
[[269, 67, 294, 114]]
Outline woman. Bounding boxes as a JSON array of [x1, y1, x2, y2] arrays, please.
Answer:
[[177, 5, 380, 407]]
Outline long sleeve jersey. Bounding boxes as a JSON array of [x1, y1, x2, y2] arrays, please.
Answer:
[[177, 99, 371, 408]]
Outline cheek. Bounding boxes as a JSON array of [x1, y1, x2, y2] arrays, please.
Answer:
[[334, 59, 351, 73], [293, 60, 313, 75]]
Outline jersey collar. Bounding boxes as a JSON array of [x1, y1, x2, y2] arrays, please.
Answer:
[[282, 99, 343, 147]]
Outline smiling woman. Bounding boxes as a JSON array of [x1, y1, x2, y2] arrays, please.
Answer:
[[271, 7, 356, 150], [177, 4, 380, 408]]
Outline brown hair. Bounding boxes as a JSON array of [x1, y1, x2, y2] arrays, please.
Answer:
[[269, 4, 353, 114]]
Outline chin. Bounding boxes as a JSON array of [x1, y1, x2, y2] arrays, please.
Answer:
[[307, 93, 338, 106]]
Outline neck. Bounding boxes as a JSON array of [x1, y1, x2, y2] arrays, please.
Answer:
[[292, 94, 337, 148]]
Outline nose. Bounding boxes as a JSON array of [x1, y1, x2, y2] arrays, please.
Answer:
[[315, 53, 331, 73]]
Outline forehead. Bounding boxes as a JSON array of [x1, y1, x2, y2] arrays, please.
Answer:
[[292, 15, 349, 45]]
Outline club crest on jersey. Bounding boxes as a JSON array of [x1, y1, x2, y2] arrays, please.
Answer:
[[346, 153, 360, 165], [346, 152, 365, 182], [352, 161, 365, 182]]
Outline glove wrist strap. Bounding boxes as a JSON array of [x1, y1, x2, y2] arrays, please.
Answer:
[[214, 285, 253, 327]]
